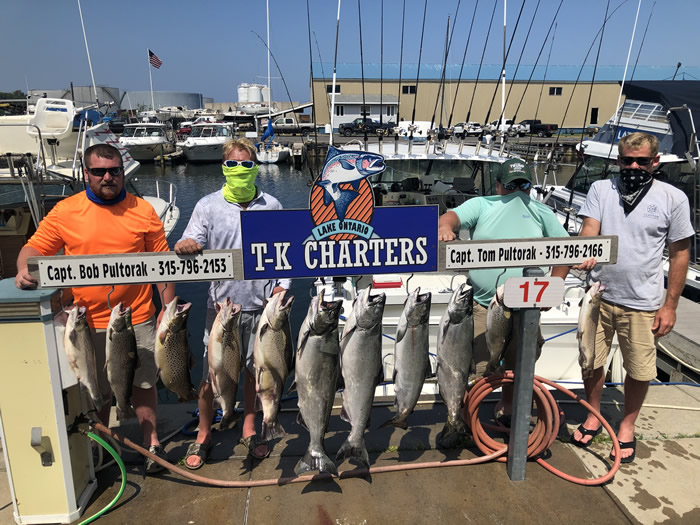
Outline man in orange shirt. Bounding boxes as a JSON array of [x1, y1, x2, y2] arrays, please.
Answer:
[[15, 143, 174, 474]]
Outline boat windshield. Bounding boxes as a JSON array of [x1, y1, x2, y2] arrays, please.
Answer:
[[216, 126, 231, 137], [368, 159, 498, 195], [145, 127, 165, 137], [190, 126, 211, 138], [565, 156, 618, 193]]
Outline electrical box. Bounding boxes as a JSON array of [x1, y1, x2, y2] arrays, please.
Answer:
[[0, 279, 96, 524]]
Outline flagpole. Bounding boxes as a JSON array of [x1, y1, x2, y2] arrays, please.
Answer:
[[148, 49, 155, 112]]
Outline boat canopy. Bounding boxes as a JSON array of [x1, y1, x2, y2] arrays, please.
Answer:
[[621, 81, 700, 157]]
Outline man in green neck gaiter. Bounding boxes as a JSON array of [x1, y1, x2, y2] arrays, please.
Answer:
[[175, 138, 290, 467]]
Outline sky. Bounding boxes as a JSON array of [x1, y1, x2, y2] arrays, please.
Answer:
[[3, 0, 699, 104]]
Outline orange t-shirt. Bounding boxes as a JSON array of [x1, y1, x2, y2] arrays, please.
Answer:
[[27, 192, 169, 329]]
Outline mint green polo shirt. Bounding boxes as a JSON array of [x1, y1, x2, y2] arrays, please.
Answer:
[[453, 193, 568, 306]]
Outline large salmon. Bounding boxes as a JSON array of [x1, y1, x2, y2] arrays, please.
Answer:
[[106, 303, 137, 420], [155, 297, 197, 402], [64, 305, 105, 410], [577, 281, 605, 379], [208, 299, 242, 430]]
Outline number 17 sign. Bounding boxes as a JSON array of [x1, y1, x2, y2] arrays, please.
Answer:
[[502, 277, 565, 308]]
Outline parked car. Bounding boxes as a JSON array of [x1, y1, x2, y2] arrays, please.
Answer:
[[451, 121, 482, 137], [339, 118, 395, 136], [519, 119, 558, 137], [484, 119, 523, 136]]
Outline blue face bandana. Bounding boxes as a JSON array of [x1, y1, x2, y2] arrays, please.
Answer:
[[85, 186, 127, 205]]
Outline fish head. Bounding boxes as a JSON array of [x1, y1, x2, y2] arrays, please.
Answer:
[[587, 281, 606, 301], [448, 283, 473, 320], [218, 299, 242, 330], [405, 287, 432, 325], [320, 148, 385, 184], [162, 297, 191, 331], [354, 288, 386, 329], [311, 292, 342, 334], [108, 302, 132, 331], [263, 289, 295, 329]]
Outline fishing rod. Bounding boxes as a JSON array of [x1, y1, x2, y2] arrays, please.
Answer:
[[408, 0, 429, 155], [251, 30, 315, 183], [425, 16, 452, 156], [502, 0, 542, 126], [426, 0, 462, 153], [483, 0, 527, 136], [379, 0, 384, 154], [330, 0, 342, 147], [394, 0, 406, 155], [312, 31, 332, 128], [464, 1, 498, 136], [357, 0, 369, 151], [305, 0, 319, 182], [563, 0, 612, 233], [447, 0, 480, 155], [532, 22, 558, 192]]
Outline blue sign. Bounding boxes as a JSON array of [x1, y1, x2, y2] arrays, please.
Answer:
[[240, 206, 438, 279], [614, 126, 666, 143]]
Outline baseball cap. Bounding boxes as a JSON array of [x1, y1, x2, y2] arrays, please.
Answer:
[[496, 158, 532, 184]]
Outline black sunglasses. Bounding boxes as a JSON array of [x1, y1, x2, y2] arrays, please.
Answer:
[[223, 160, 257, 168], [619, 156, 654, 167], [502, 180, 532, 191], [86, 166, 124, 177]]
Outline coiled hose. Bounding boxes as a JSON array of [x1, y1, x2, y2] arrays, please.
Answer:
[[79, 432, 127, 525], [90, 371, 621, 491]]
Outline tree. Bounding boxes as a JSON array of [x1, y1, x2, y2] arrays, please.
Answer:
[[0, 90, 26, 100]]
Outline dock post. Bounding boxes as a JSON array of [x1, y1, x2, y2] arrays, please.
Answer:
[[506, 266, 544, 481]]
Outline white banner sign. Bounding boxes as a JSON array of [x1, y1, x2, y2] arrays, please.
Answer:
[[444, 236, 615, 270], [32, 250, 237, 288]]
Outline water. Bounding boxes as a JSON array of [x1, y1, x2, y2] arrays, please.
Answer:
[[131, 161, 316, 402]]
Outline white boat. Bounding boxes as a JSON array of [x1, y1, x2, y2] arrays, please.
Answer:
[[256, 141, 291, 164], [0, 97, 180, 272], [311, 136, 623, 395], [118, 122, 176, 162], [179, 122, 235, 162], [539, 81, 700, 297], [156, 105, 195, 121]]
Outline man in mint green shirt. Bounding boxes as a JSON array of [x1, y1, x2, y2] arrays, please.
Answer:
[[438, 157, 569, 424]]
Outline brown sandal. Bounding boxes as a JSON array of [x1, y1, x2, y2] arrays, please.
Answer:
[[239, 434, 270, 460], [184, 441, 211, 470]]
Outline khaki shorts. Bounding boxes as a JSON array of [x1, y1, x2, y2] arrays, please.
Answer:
[[92, 316, 158, 397], [594, 300, 657, 381], [472, 302, 543, 381], [201, 307, 260, 385]]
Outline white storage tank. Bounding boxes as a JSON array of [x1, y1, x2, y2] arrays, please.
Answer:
[[248, 84, 263, 103], [237, 84, 250, 103], [261, 86, 270, 103]]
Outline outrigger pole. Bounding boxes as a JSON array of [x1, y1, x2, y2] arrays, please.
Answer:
[[77, 0, 99, 107], [330, 0, 341, 146]]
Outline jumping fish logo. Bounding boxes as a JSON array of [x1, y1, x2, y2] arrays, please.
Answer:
[[308, 146, 386, 241]]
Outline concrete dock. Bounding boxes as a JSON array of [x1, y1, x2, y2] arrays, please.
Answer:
[[2, 382, 697, 524]]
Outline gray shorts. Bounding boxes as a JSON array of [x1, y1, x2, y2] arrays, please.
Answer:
[[201, 307, 261, 385], [92, 316, 158, 397]]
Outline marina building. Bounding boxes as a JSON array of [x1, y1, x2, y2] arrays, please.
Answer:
[[310, 63, 700, 131]]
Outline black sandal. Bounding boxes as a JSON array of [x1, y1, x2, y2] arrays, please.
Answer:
[[240, 434, 270, 460], [610, 437, 636, 464], [570, 424, 602, 448]]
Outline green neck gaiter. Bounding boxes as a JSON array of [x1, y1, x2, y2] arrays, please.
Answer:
[[222, 164, 259, 203]]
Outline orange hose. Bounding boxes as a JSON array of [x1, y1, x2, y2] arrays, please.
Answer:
[[465, 372, 621, 485], [92, 372, 619, 488]]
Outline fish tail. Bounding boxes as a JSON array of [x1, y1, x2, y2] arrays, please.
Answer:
[[261, 420, 286, 441], [177, 388, 198, 402], [333, 189, 359, 222], [295, 449, 338, 476], [116, 405, 136, 421], [219, 410, 240, 431], [378, 415, 408, 430], [335, 438, 370, 468], [437, 417, 471, 449]]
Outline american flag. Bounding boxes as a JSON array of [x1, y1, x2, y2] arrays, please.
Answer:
[[148, 49, 163, 69]]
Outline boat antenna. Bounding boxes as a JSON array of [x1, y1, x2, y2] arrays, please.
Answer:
[[394, 0, 406, 154], [330, 0, 342, 146], [464, 0, 498, 128], [603, 0, 647, 168], [77, 0, 99, 107], [483, 0, 527, 132], [306, 0, 320, 182], [408, 0, 429, 155]]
